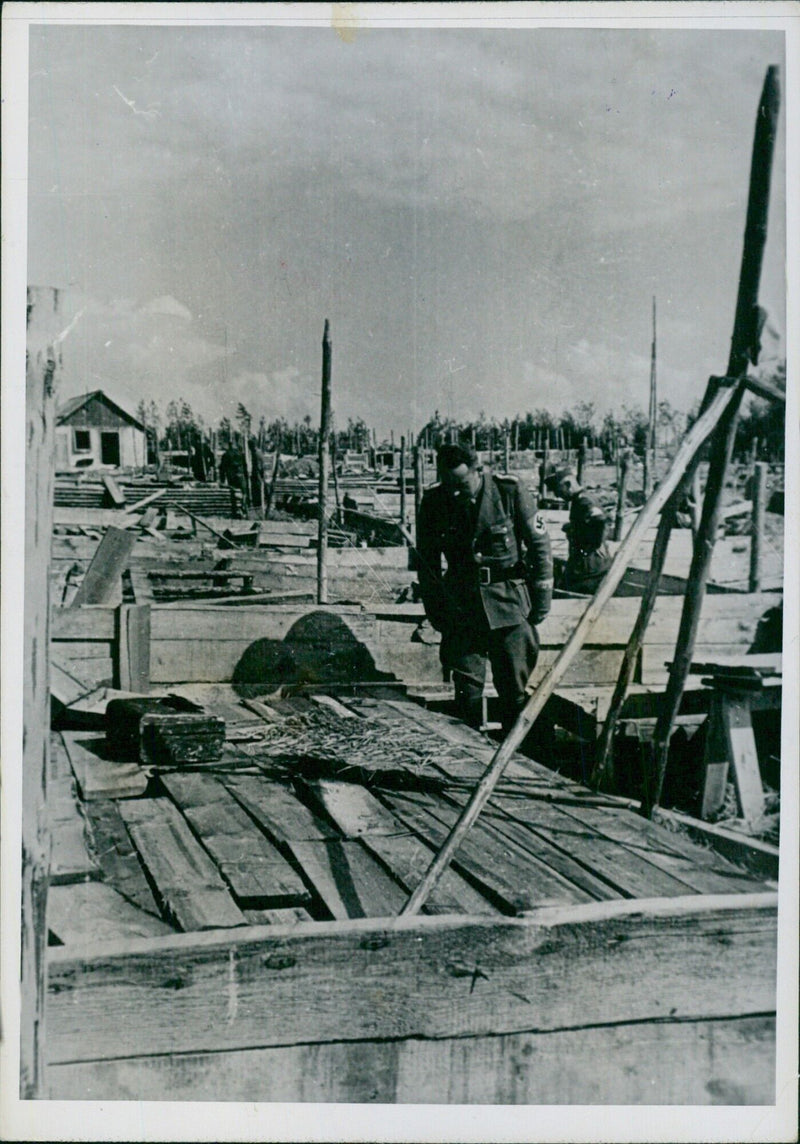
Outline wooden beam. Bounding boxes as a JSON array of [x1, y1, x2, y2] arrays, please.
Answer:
[[46, 893, 777, 1065], [317, 320, 332, 604], [47, 1013, 776, 1104], [743, 373, 786, 404], [748, 461, 768, 591], [101, 474, 126, 508], [115, 603, 151, 692], [69, 527, 136, 607], [22, 285, 62, 1097], [399, 380, 739, 917]]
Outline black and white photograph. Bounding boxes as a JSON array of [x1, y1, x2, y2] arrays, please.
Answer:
[[2, 3, 798, 1140]]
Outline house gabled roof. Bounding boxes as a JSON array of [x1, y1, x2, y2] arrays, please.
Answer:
[[56, 390, 145, 431]]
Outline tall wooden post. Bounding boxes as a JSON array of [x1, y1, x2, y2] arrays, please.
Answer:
[[413, 444, 424, 533], [317, 320, 332, 604], [577, 436, 587, 486], [645, 295, 657, 497], [503, 429, 510, 474], [748, 461, 768, 591], [331, 438, 342, 526], [614, 451, 630, 541], [22, 286, 63, 1097], [644, 65, 780, 816], [540, 435, 550, 500], [399, 435, 407, 542]]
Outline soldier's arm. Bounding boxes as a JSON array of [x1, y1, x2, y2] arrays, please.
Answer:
[[415, 493, 447, 630], [514, 482, 553, 623]]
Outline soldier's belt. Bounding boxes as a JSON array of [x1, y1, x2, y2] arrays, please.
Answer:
[[477, 564, 525, 586]]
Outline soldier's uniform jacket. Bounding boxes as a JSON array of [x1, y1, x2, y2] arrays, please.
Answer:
[[564, 488, 611, 583], [417, 471, 553, 632]]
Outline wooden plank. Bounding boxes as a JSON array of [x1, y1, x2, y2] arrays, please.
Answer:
[[116, 603, 151, 692], [48, 1013, 775, 1103], [118, 798, 247, 931], [61, 730, 149, 801], [722, 694, 765, 824], [47, 883, 174, 946], [52, 606, 117, 640], [223, 775, 339, 842], [484, 793, 698, 901], [384, 788, 592, 911], [652, 810, 779, 882], [550, 802, 766, 896], [46, 893, 777, 1064], [299, 780, 497, 916], [70, 527, 136, 607], [83, 799, 165, 917], [160, 773, 311, 907], [289, 839, 408, 919], [102, 474, 126, 508], [50, 655, 97, 707], [47, 734, 98, 884], [243, 906, 313, 926]]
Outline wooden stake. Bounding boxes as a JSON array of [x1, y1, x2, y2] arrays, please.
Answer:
[[503, 429, 510, 474], [644, 65, 781, 817], [331, 438, 342, 526], [577, 437, 587, 485], [748, 461, 768, 591], [317, 320, 332, 604], [614, 451, 630, 541], [399, 383, 738, 917], [399, 435, 407, 541], [264, 449, 281, 521]]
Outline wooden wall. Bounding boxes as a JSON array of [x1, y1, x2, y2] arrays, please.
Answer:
[[46, 894, 777, 1103]]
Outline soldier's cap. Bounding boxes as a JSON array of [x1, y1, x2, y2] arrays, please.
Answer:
[[543, 463, 575, 491]]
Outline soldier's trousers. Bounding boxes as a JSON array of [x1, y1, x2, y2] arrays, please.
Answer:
[[440, 615, 539, 732]]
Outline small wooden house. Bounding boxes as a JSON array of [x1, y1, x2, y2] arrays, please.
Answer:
[[55, 390, 146, 471]]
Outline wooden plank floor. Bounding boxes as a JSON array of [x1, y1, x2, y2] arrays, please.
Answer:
[[52, 687, 773, 945]]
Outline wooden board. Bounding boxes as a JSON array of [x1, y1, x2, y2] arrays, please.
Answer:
[[70, 527, 136, 607], [383, 788, 592, 912], [118, 798, 247, 931], [300, 779, 499, 916], [61, 731, 149, 801], [48, 883, 174, 946], [47, 734, 99, 885], [288, 838, 409, 919], [223, 775, 339, 843], [555, 803, 767, 896], [48, 1013, 776, 1104], [46, 894, 778, 1065], [160, 773, 312, 908], [83, 799, 164, 918]]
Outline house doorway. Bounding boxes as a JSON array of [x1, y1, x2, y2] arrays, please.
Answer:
[[100, 431, 121, 466]]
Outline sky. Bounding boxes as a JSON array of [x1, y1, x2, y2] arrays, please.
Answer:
[[26, 19, 786, 438]]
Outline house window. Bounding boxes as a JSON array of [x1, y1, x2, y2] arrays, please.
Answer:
[[73, 429, 91, 453]]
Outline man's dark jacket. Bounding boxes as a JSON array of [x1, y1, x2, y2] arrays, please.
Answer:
[[416, 471, 553, 632]]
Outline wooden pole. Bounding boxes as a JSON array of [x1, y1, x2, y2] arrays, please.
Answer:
[[399, 435, 407, 541], [577, 436, 587, 486], [614, 451, 630, 540], [264, 448, 281, 521], [503, 429, 510, 474], [644, 64, 780, 817], [331, 438, 342, 526], [399, 383, 738, 917], [413, 444, 424, 534], [645, 295, 657, 497], [540, 435, 550, 500], [317, 320, 332, 604], [748, 461, 768, 591], [22, 286, 63, 1097]]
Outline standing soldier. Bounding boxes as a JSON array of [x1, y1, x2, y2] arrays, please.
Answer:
[[417, 443, 553, 732], [545, 463, 611, 593], [219, 436, 249, 518]]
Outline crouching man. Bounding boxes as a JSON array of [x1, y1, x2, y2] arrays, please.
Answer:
[[417, 443, 553, 732]]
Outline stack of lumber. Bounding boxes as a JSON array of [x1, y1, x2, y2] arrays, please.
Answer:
[[55, 478, 242, 516]]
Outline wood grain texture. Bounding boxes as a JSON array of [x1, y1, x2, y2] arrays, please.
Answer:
[[47, 1014, 776, 1104], [47, 733, 98, 885], [118, 797, 247, 931], [47, 883, 174, 946], [160, 772, 311, 907], [289, 838, 409, 919], [69, 527, 136, 607], [46, 894, 777, 1065], [82, 799, 164, 917], [61, 730, 149, 801]]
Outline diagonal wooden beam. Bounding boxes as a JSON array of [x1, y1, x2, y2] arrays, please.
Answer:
[[399, 381, 738, 917]]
